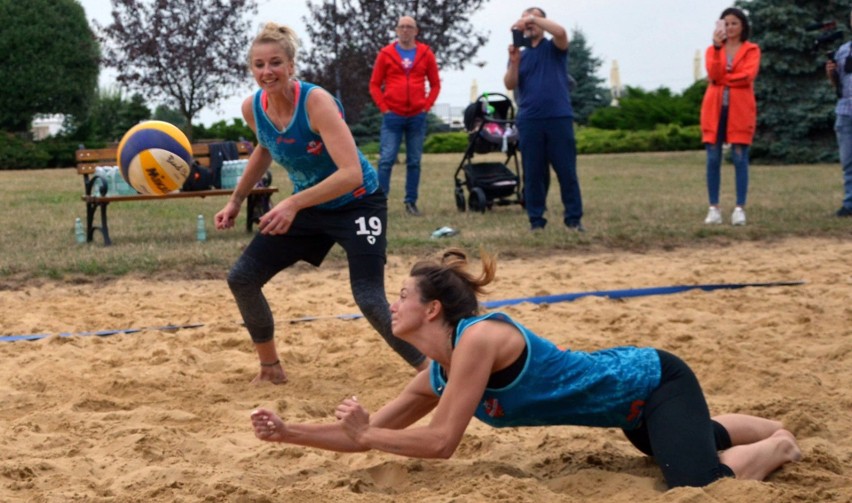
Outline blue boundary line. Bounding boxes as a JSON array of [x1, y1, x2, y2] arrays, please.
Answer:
[[286, 280, 804, 323], [0, 324, 204, 343], [1, 281, 804, 341]]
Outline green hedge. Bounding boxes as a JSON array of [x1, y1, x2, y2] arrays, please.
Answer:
[[422, 125, 702, 155], [0, 133, 51, 169], [576, 124, 702, 154], [424, 132, 470, 153]]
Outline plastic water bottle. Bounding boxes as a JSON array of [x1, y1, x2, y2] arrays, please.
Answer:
[[114, 166, 135, 195], [481, 92, 495, 116], [74, 217, 85, 244], [431, 226, 458, 239], [222, 160, 236, 189], [196, 214, 207, 242]]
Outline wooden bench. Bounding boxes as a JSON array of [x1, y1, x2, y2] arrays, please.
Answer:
[[76, 141, 278, 246]]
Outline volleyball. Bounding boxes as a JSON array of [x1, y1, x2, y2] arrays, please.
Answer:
[[116, 121, 193, 195]]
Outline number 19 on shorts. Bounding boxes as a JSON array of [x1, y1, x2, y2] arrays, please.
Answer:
[[354, 216, 382, 245]]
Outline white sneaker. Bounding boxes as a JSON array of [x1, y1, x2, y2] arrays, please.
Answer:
[[731, 207, 746, 226], [704, 207, 722, 224]]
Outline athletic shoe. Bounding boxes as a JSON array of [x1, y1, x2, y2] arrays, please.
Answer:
[[566, 222, 586, 233], [704, 207, 722, 224], [837, 206, 852, 217], [731, 207, 746, 226], [404, 202, 422, 216]]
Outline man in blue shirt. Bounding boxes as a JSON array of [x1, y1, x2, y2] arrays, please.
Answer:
[[826, 12, 852, 218], [504, 7, 584, 232]]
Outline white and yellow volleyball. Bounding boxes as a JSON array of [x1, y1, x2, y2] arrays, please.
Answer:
[[116, 121, 193, 195]]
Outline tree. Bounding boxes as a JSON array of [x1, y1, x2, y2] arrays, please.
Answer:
[[741, 0, 848, 163], [567, 29, 609, 125], [67, 87, 152, 143], [192, 117, 255, 143], [98, 0, 258, 139], [349, 103, 383, 146], [300, 0, 490, 124], [0, 0, 99, 132], [152, 104, 188, 132]]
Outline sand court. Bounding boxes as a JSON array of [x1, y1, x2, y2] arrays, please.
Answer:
[[0, 237, 849, 501]]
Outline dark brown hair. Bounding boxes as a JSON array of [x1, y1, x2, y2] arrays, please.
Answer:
[[720, 7, 750, 41], [409, 248, 497, 328]]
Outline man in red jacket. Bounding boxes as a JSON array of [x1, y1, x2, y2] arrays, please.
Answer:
[[369, 15, 441, 216]]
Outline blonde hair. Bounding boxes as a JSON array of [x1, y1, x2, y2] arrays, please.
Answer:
[[247, 22, 299, 68], [409, 248, 497, 327]]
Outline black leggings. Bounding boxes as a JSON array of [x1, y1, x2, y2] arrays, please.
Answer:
[[227, 243, 425, 368], [622, 350, 734, 488]]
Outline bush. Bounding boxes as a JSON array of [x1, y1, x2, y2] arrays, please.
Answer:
[[417, 126, 701, 156], [576, 125, 702, 154], [0, 132, 51, 169], [588, 82, 706, 131], [37, 138, 85, 168], [423, 132, 469, 153]]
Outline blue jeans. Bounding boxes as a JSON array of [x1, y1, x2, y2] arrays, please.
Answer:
[[835, 114, 852, 209], [516, 117, 583, 228], [705, 142, 750, 207], [377, 112, 427, 204]]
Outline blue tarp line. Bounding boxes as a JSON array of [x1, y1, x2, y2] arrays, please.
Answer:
[[481, 280, 805, 308], [1, 281, 804, 339], [286, 280, 805, 323], [0, 323, 204, 343]]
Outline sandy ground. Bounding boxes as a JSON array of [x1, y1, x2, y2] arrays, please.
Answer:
[[0, 237, 850, 502]]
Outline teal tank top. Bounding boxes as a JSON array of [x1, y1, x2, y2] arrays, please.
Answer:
[[252, 81, 379, 209], [429, 312, 661, 429]]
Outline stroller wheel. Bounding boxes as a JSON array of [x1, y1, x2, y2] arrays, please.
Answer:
[[455, 186, 466, 212], [469, 187, 487, 213]]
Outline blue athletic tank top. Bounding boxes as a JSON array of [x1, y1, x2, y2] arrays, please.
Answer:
[[252, 81, 379, 209], [429, 312, 661, 429]]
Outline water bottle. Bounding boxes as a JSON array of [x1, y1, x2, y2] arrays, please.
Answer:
[[431, 226, 458, 239], [196, 214, 207, 242], [93, 167, 108, 195], [114, 165, 135, 194], [222, 160, 235, 189], [481, 92, 495, 116], [74, 217, 86, 244]]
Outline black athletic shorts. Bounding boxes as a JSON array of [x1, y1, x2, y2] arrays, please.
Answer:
[[242, 191, 388, 270]]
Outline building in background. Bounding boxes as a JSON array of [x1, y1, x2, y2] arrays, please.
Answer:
[[31, 115, 64, 140], [431, 103, 467, 130]]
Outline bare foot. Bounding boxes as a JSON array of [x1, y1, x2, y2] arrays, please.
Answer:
[[720, 429, 801, 480], [251, 363, 288, 385], [771, 429, 802, 462]]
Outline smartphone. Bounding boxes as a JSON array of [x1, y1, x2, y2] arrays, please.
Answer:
[[512, 29, 531, 48], [714, 19, 726, 40]]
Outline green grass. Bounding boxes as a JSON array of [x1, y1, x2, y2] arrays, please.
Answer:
[[0, 150, 849, 283]]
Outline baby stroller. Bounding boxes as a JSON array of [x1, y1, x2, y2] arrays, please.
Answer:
[[454, 92, 523, 212]]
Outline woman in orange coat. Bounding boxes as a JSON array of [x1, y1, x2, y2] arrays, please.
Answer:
[[700, 8, 761, 226]]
